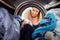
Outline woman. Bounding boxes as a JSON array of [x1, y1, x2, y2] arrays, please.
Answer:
[[20, 7, 41, 40], [20, 7, 42, 40]]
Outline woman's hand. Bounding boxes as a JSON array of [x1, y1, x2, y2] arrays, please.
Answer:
[[21, 19, 32, 29]]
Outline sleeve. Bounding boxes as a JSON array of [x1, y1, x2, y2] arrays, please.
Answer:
[[0, 8, 6, 40], [0, 7, 20, 40]]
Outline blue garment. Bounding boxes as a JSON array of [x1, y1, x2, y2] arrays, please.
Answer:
[[32, 12, 57, 38], [0, 7, 21, 40]]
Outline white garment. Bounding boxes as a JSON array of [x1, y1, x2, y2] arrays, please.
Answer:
[[47, 8, 60, 40]]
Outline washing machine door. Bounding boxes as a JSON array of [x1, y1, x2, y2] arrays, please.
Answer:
[[1, 0, 59, 10]]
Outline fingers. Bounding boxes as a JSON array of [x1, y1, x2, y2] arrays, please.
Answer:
[[24, 19, 32, 25], [21, 20, 26, 29], [21, 19, 32, 29]]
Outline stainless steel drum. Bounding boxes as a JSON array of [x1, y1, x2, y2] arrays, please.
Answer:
[[15, 1, 46, 18]]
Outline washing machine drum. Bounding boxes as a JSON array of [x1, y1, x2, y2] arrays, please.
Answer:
[[15, 1, 46, 18]]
